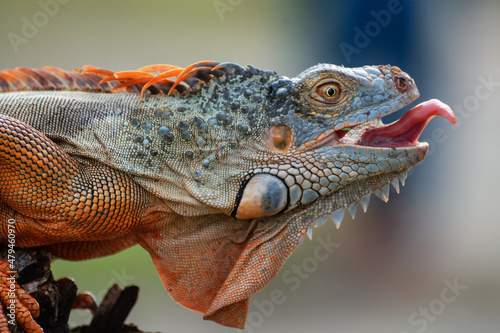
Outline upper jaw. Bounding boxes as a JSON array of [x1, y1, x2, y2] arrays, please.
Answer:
[[311, 99, 456, 151], [293, 64, 455, 153]]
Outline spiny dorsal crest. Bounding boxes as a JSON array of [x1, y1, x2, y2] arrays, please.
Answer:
[[0, 61, 277, 99]]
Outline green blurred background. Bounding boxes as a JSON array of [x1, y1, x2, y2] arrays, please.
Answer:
[[1, 0, 499, 332]]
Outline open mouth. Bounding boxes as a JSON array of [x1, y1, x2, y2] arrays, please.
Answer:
[[298, 98, 456, 237], [317, 99, 456, 149]]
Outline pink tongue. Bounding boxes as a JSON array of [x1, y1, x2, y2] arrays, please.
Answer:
[[359, 99, 456, 147]]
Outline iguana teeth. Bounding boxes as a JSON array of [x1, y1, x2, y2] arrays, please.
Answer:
[[398, 174, 405, 186], [359, 194, 370, 213], [398, 171, 407, 186], [315, 214, 329, 228], [306, 224, 313, 240], [381, 183, 391, 200], [374, 184, 390, 202], [374, 188, 385, 201], [391, 177, 400, 194], [348, 201, 358, 219], [330, 208, 344, 229]]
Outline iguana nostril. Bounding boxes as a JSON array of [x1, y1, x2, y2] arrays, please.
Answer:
[[234, 174, 288, 219], [395, 75, 411, 93]]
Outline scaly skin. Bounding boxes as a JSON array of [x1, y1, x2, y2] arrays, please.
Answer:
[[0, 61, 455, 331]]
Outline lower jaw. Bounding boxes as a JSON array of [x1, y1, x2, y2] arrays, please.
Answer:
[[297, 169, 411, 246]]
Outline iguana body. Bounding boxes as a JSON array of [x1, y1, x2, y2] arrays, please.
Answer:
[[0, 61, 455, 332]]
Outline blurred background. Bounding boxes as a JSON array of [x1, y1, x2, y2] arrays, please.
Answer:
[[1, 0, 499, 332]]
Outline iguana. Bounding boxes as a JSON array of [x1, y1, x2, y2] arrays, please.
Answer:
[[0, 61, 455, 332]]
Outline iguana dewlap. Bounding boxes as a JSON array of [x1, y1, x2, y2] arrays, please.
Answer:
[[0, 61, 455, 331]]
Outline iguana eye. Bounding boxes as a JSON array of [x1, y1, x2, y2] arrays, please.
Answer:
[[311, 81, 343, 104], [317, 83, 340, 100]]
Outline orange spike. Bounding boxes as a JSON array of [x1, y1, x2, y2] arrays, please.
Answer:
[[112, 78, 153, 91], [8, 68, 44, 90], [80, 67, 115, 77], [138, 64, 182, 73], [113, 71, 155, 80], [192, 60, 217, 67], [4, 69, 29, 81], [177, 66, 214, 82], [99, 76, 121, 84], [212, 63, 222, 71], [151, 78, 177, 86], [167, 64, 199, 95], [0, 72, 24, 91], [74, 66, 95, 74], [0, 71, 16, 82], [43, 66, 72, 75], [2, 70, 30, 90], [167, 61, 217, 94], [140, 68, 183, 98], [167, 66, 213, 94]]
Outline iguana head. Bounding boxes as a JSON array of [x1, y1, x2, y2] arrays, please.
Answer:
[[199, 63, 456, 229]]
